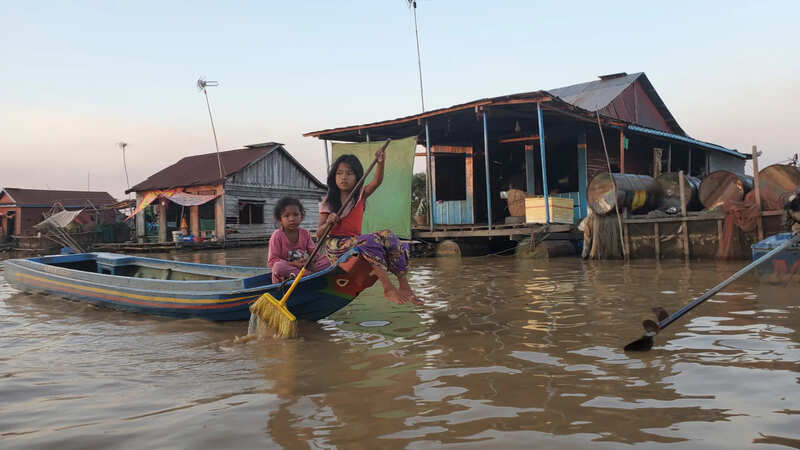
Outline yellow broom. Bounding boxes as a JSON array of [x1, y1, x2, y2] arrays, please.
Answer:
[[249, 138, 392, 338]]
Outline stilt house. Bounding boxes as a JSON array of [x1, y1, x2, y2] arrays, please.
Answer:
[[0, 188, 117, 240], [127, 143, 326, 243], [305, 72, 749, 240]]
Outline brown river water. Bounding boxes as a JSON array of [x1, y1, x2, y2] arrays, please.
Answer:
[[1, 247, 798, 449]]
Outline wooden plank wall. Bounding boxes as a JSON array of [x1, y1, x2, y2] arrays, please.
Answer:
[[224, 150, 326, 240], [228, 150, 322, 189]]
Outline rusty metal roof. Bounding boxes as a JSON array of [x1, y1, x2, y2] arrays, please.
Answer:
[[0, 188, 117, 207], [549, 73, 641, 112], [549, 73, 684, 135], [127, 144, 280, 193], [127, 143, 326, 193], [304, 72, 686, 141]]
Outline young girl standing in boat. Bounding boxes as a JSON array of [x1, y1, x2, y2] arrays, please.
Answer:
[[318, 149, 422, 305], [268, 197, 330, 284]]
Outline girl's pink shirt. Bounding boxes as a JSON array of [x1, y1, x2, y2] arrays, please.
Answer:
[[267, 227, 316, 268]]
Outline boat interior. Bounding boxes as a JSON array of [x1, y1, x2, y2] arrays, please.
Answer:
[[37, 253, 270, 282]]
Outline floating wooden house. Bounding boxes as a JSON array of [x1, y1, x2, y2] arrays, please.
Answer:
[[305, 72, 749, 241], [127, 143, 326, 243], [0, 188, 117, 240]]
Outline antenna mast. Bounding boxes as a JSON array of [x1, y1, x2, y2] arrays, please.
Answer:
[[409, 1, 425, 112], [197, 78, 225, 180]]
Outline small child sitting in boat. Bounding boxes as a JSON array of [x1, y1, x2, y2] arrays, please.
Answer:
[[318, 150, 422, 306], [268, 197, 330, 284]]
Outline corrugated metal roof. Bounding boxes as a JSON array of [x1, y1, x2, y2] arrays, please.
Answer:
[[549, 73, 642, 112], [626, 125, 749, 159], [0, 188, 117, 207], [127, 143, 326, 193], [127, 144, 280, 192]]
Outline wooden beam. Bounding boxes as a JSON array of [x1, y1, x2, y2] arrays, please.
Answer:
[[623, 210, 781, 224], [654, 222, 660, 260], [499, 135, 539, 144], [619, 130, 626, 173], [190, 205, 199, 238], [303, 95, 553, 138], [752, 145, 764, 240], [679, 170, 690, 260], [214, 192, 225, 242], [158, 199, 167, 244]]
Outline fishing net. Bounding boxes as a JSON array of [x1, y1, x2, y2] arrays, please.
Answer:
[[716, 199, 760, 259], [588, 213, 623, 259]]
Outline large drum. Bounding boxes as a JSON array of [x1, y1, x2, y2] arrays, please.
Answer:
[[588, 173, 662, 215], [698, 170, 753, 210], [655, 172, 701, 211]]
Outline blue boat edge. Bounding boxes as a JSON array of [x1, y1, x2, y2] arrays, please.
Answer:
[[751, 232, 800, 284], [2, 249, 378, 322]]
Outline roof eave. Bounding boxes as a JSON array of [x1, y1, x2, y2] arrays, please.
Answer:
[[304, 92, 554, 140]]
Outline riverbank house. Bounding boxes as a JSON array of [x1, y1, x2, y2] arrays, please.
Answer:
[[0, 188, 117, 240], [126, 142, 326, 243], [304, 72, 749, 241]]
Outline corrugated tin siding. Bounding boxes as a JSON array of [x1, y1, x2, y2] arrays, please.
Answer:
[[224, 150, 326, 240], [708, 152, 746, 175], [601, 81, 672, 133], [229, 151, 321, 189]]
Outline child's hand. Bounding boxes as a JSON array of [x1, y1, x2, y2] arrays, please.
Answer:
[[325, 213, 339, 226], [375, 139, 390, 163]]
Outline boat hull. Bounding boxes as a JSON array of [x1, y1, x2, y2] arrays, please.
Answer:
[[751, 233, 800, 284], [2, 250, 377, 321]]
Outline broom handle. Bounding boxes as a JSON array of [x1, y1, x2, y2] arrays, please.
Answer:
[[298, 139, 391, 277]]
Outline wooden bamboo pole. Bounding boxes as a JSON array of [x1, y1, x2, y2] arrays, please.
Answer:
[[679, 170, 690, 260], [654, 222, 660, 260], [752, 145, 764, 240], [624, 209, 631, 259]]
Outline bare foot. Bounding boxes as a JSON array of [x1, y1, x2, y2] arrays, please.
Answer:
[[383, 285, 407, 304], [398, 275, 423, 305]]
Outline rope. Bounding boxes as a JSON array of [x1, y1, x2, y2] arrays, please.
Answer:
[[595, 111, 628, 259]]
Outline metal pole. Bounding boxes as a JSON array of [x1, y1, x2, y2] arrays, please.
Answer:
[[537, 102, 550, 223], [120, 142, 130, 198], [323, 140, 330, 174], [482, 110, 492, 230], [411, 0, 425, 112], [425, 120, 434, 232], [366, 131, 370, 143], [202, 87, 225, 180]]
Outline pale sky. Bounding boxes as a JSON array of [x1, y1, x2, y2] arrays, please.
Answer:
[[2, 1, 798, 200]]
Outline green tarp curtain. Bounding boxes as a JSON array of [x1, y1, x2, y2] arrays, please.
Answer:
[[331, 136, 416, 239]]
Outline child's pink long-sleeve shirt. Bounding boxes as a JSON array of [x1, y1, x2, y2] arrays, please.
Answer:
[[267, 227, 316, 268]]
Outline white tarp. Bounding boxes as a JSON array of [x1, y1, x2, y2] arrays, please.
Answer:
[[166, 192, 219, 207], [34, 209, 83, 229]]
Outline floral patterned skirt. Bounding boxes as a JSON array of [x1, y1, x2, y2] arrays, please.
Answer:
[[325, 229, 409, 275]]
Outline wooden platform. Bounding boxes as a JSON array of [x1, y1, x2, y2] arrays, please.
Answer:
[[92, 237, 268, 254], [412, 222, 576, 239]]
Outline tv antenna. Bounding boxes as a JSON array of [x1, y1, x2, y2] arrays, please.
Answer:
[[197, 78, 225, 180], [407, 1, 425, 112]]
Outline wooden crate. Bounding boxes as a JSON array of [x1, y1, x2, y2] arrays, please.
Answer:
[[525, 196, 574, 224]]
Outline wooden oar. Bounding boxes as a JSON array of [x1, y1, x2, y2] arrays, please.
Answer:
[[624, 232, 800, 352], [249, 139, 392, 338]]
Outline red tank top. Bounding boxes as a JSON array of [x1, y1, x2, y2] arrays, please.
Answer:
[[330, 195, 365, 237]]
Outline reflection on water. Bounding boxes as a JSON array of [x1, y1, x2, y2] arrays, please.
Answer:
[[1, 247, 799, 448]]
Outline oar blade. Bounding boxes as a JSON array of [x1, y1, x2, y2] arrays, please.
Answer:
[[624, 335, 654, 352], [624, 319, 660, 352]]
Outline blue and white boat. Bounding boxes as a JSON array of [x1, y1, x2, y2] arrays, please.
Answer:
[[751, 233, 800, 283], [2, 250, 377, 321]]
